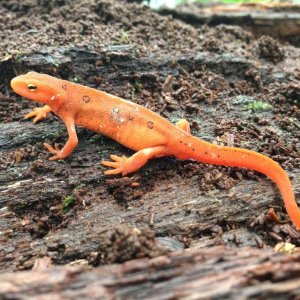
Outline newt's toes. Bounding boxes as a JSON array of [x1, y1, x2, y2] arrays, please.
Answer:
[[24, 112, 35, 120], [24, 108, 47, 123], [101, 155, 128, 176], [43, 143, 65, 160], [49, 155, 59, 161], [33, 115, 43, 123], [44, 143, 56, 154], [101, 160, 120, 168], [110, 154, 123, 162], [104, 168, 123, 175]]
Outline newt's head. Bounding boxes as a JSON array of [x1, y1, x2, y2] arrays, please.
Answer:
[[11, 72, 66, 105]]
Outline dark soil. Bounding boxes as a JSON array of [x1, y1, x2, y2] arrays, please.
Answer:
[[0, 0, 300, 290]]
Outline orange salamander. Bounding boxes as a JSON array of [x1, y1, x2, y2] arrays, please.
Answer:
[[11, 72, 300, 228]]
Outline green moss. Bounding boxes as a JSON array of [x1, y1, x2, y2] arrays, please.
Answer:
[[232, 95, 272, 111], [244, 101, 272, 111], [134, 79, 143, 92], [131, 90, 136, 102], [62, 195, 74, 213]]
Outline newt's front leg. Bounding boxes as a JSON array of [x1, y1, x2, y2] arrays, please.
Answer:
[[44, 117, 78, 160], [101, 146, 168, 175], [24, 105, 52, 123]]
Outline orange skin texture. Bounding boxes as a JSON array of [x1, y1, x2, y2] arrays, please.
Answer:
[[11, 72, 300, 228]]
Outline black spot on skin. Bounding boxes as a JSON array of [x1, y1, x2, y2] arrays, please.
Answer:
[[147, 121, 154, 129], [128, 113, 134, 121], [62, 84, 67, 90], [180, 141, 183, 143], [192, 148, 195, 151], [83, 95, 90, 103], [205, 152, 208, 155]]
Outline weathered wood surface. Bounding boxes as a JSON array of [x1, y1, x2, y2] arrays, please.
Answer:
[[159, 3, 300, 46], [1, 246, 300, 299], [0, 49, 299, 271], [2, 120, 293, 270]]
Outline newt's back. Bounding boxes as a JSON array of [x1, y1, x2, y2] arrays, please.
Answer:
[[69, 83, 174, 151]]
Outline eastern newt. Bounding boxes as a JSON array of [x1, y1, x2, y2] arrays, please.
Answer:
[[11, 72, 300, 228]]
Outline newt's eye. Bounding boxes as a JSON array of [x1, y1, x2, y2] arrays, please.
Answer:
[[27, 84, 37, 91]]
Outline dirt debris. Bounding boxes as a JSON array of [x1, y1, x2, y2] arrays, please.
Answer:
[[256, 35, 285, 63]]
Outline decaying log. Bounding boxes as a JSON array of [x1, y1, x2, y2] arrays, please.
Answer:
[[159, 3, 300, 46], [1, 246, 300, 299], [1, 118, 291, 271], [1, 48, 300, 273], [1, 0, 300, 298], [4, 46, 295, 84]]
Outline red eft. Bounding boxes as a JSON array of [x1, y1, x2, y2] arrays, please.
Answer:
[[11, 72, 300, 228]]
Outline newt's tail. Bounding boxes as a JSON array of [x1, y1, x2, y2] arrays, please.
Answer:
[[173, 134, 299, 229]]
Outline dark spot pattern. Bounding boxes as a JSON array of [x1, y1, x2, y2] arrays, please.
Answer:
[[192, 148, 195, 152], [62, 84, 67, 90], [83, 95, 90, 103], [147, 121, 154, 129], [128, 113, 134, 121]]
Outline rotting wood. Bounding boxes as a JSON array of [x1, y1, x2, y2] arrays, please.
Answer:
[[1, 246, 300, 299], [1, 0, 300, 298], [1, 47, 300, 272]]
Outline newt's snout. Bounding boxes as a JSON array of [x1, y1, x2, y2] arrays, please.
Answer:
[[10, 77, 19, 92]]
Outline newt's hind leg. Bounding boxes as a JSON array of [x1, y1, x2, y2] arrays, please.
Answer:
[[101, 146, 168, 176], [176, 119, 190, 133], [24, 105, 52, 123]]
